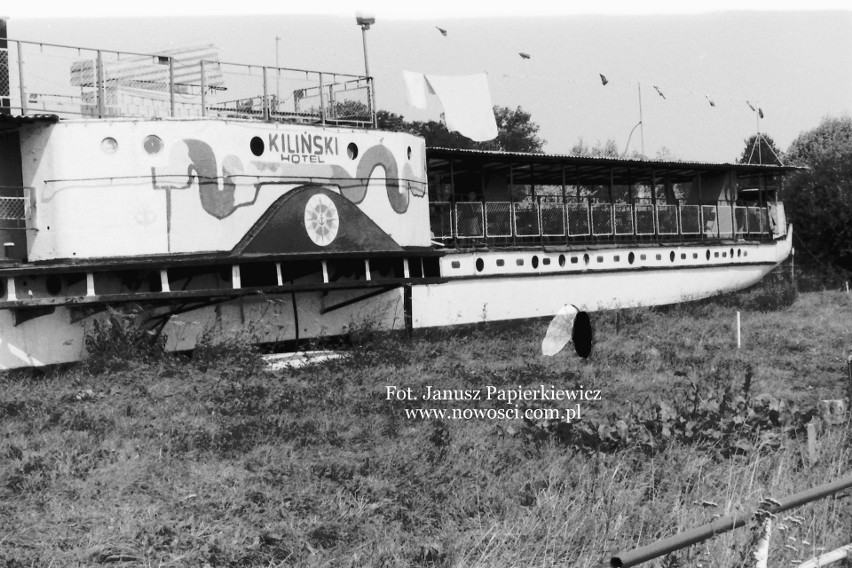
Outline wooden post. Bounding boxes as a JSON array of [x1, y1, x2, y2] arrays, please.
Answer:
[[752, 518, 771, 568], [737, 311, 741, 348], [791, 247, 796, 288], [807, 421, 818, 466], [847, 355, 852, 404]]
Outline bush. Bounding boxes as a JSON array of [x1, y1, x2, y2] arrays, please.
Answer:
[[83, 308, 166, 374]]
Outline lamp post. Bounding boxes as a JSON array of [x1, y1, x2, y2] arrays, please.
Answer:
[[356, 14, 377, 127], [275, 35, 281, 104]]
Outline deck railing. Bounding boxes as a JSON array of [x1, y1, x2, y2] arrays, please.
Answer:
[[0, 187, 32, 224], [0, 39, 375, 127], [430, 200, 776, 245]]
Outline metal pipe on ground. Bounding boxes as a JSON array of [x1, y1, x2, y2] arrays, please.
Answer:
[[795, 544, 852, 568], [610, 473, 852, 568]]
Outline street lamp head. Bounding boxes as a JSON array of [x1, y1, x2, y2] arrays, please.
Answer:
[[356, 14, 376, 29]]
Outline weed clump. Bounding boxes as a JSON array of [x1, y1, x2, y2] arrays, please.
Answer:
[[190, 327, 265, 376], [83, 308, 166, 374]]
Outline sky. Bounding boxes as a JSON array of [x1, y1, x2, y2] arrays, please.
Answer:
[[4, 1, 851, 163]]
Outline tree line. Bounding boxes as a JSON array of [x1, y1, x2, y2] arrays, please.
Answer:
[[369, 100, 851, 276]]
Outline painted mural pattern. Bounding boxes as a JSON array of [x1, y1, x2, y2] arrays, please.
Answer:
[[151, 137, 426, 221]]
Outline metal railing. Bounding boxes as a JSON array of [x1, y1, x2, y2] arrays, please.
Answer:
[[611, 472, 852, 567], [431, 200, 776, 244], [1, 39, 375, 127], [0, 187, 32, 223]]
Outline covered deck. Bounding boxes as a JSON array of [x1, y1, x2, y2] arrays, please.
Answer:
[[426, 147, 798, 248]]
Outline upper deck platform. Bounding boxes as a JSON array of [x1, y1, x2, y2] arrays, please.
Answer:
[[0, 38, 376, 128]]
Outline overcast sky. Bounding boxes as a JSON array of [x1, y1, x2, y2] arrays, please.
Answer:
[[4, 1, 851, 163]]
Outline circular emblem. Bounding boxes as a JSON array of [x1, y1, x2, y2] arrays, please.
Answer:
[[304, 193, 339, 246]]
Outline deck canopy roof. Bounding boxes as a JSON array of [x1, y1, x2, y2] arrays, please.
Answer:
[[426, 147, 800, 186]]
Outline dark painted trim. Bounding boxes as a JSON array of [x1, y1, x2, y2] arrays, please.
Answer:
[[0, 276, 447, 310], [0, 247, 443, 277], [437, 259, 779, 284]]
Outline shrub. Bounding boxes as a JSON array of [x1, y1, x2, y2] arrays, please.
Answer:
[[83, 307, 166, 374]]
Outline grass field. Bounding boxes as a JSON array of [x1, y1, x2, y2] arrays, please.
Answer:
[[1, 275, 851, 567]]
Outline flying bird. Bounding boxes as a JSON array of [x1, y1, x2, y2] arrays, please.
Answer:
[[758, 108, 764, 119], [519, 52, 531, 59], [653, 85, 666, 99], [746, 100, 756, 112], [599, 73, 609, 86], [436, 26, 447, 36], [705, 94, 716, 107]]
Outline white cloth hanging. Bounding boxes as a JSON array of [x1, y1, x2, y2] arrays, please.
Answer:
[[424, 73, 498, 142], [403, 70, 428, 109]]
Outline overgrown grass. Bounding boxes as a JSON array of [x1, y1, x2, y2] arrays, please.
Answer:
[[1, 281, 851, 567]]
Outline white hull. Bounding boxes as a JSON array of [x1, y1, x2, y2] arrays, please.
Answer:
[[414, 233, 791, 326]]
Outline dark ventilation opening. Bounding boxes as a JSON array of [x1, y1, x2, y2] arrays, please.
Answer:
[[240, 263, 280, 287], [46, 275, 62, 296], [371, 258, 404, 279], [422, 257, 442, 277], [572, 311, 594, 358]]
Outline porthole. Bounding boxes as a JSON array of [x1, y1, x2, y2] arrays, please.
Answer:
[[101, 137, 118, 154], [640, 254, 647, 261], [250, 136, 264, 156], [737, 249, 742, 257], [670, 251, 676, 262], [706, 249, 711, 260], [681, 253, 686, 260], [496, 259, 505, 267], [570, 256, 578, 264], [613, 255, 620, 262], [451, 261, 461, 269], [143, 135, 163, 155], [532, 256, 539, 269], [347, 142, 359, 160], [628, 252, 635, 265], [656, 254, 662, 261], [475, 258, 484, 272], [407, 146, 412, 160], [693, 253, 698, 259], [583, 254, 590, 265], [559, 254, 566, 267], [596, 256, 604, 263], [516, 259, 524, 266], [730, 248, 734, 258], [543, 258, 551, 266], [714, 252, 719, 258], [744, 251, 748, 257], [722, 252, 727, 258]]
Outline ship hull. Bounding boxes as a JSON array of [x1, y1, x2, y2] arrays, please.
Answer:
[[0, 232, 791, 369]]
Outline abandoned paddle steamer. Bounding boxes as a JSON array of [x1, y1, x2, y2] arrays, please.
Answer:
[[0, 29, 793, 368]]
